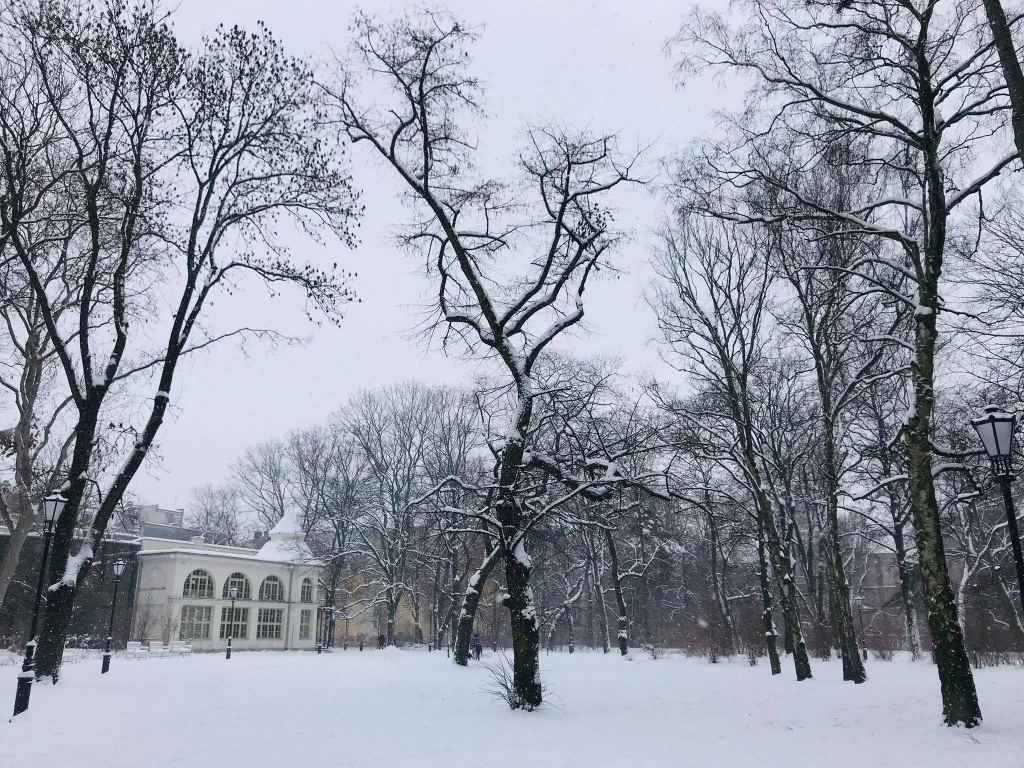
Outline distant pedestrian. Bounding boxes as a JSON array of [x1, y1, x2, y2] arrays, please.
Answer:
[[359, 638, 364, 652], [472, 632, 482, 661], [343, 635, 349, 650], [378, 633, 386, 650]]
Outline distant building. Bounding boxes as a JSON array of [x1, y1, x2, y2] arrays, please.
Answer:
[[136, 504, 186, 528], [132, 510, 322, 651]]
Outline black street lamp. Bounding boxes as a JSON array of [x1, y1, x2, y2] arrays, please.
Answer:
[[316, 606, 322, 654], [971, 406, 1024, 618], [226, 586, 239, 660], [101, 559, 127, 674], [12, 493, 66, 718]]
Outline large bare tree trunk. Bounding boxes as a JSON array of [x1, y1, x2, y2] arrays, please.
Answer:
[[587, 532, 611, 653], [707, 510, 738, 654], [453, 545, 500, 665], [498, 427, 543, 706], [892, 521, 922, 658], [604, 528, 630, 656], [981, 0, 1024, 160], [822, 434, 866, 683], [504, 531, 542, 707], [907, 313, 980, 726], [752, 467, 811, 680], [757, 518, 783, 675]]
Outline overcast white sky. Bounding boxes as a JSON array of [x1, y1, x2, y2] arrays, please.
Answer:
[[132, 0, 736, 509]]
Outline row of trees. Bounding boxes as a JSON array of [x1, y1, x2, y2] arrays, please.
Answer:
[[3, 0, 1024, 730], [321, 0, 1024, 724]]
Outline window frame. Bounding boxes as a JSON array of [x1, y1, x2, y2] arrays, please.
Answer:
[[299, 609, 311, 640], [179, 605, 212, 640], [259, 575, 284, 602], [219, 606, 250, 639], [300, 578, 314, 603], [182, 570, 215, 599], [256, 608, 283, 640], [222, 572, 251, 600]]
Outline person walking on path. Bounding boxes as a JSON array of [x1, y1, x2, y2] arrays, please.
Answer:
[[472, 632, 482, 661], [378, 633, 386, 650]]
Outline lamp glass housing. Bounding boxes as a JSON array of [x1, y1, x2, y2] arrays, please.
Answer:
[[972, 408, 1017, 476], [113, 559, 126, 577], [229, 587, 240, 600], [41, 493, 67, 525]]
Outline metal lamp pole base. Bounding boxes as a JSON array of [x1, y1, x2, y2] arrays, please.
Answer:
[[226, 597, 236, 660], [101, 572, 122, 675], [12, 642, 36, 717], [11, 510, 59, 719]]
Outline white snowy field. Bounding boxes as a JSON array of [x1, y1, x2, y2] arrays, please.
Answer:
[[2, 649, 1024, 768]]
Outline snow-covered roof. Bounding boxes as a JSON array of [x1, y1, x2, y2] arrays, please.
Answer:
[[137, 547, 269, 563], [255, 538, 318, 564], [256, 509, 320, 565], [268, 508, 303, 537]]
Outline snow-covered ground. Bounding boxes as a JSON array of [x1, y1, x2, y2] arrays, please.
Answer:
[[2, 648, 1024, 767]]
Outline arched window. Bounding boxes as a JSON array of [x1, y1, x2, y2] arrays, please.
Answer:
[[222, 572, 251, 600], [259, 575, 284, 602], [300, 578, 314, 603], [182, 569, 214, 598]]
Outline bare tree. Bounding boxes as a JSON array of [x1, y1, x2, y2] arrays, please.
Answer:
[[0, 1, 361, 678], [324, 9, 642, 707], [231, 440, 293, 534], [186, 485, 245, 546], [651, 214, 812, 680], [671, 0, 1017, 724], [342, 381, 437, 645], [0, 238, 76, 610]]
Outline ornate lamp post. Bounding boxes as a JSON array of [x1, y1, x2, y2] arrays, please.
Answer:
[[226, 586, 239, 660], [101, 559, 127, 674], [12, 493, 66, 717], [971, 406, 1024, 617]]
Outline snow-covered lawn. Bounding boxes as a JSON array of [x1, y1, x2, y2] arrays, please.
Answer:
[[3, 649, 1024, 767]]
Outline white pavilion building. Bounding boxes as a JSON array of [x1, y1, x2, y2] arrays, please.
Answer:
[[132, 510, 322, 651]]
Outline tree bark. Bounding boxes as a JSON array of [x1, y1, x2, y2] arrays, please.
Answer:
[[981, 0, 1024, 161], [762, 488, 811, 679], [707, 510, 738, 654], [904, 55, 983, 723], [892, 522, 922, 658], [588, 538, 611, 653], [604, 527, 631, 656], [758, 518, 783, 675], [821, 434, 866, 682], [386, 587, 398, 646], [453, 544, 500, 666], [504, 533, 542, 707], [904, 297, 980, 722]]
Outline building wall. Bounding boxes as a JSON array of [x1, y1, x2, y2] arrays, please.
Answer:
[[134, 545, 320, 651]]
